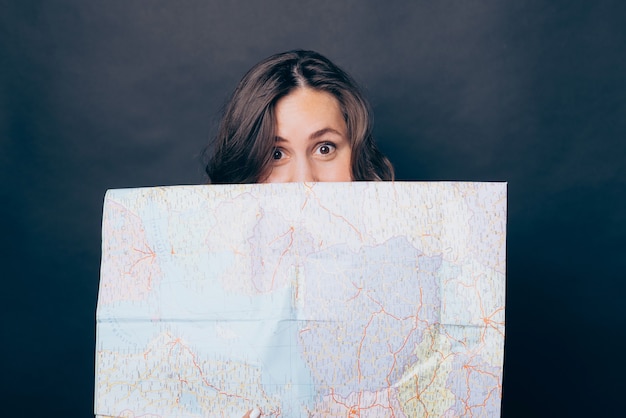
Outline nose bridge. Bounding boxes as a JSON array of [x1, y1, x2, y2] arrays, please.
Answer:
[[292, 156, 316, 182]]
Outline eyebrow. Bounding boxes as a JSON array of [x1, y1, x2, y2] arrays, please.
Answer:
[[275, 127, 344, 143]]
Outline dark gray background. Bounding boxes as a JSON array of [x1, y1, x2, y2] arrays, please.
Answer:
[[2, 1, 625, 416]]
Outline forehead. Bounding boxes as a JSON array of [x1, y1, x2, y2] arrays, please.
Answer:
[[274, 88, 346, 137]]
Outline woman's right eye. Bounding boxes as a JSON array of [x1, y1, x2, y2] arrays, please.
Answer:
[[272, 149, 284, 160]]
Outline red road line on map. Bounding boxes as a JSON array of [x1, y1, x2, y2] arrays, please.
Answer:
[[470, 273, 505, 343], [267, 226, 295, 246], [269, 226, 294, 291], [301, 188, 310, 210], [305, 188, 364, 242], [407, 374, 430, 417], [471, 386, 500, 411], [404, 330, 456, 414], [329, 387, 352, 411], [366, 294, 402, 321], [482, 306, 505, 338], [356, 310, 378, 381], [163, 336, 254, 403], [461, 366, 473, 417], [386, 387, 398, 418], [128, 244, 156, 274], [459, 352, 502, 417], [330, 389, 397, 418], [347, 282, 363, 302], [465, 363, 502, 383], [351, 283, 429, 415]]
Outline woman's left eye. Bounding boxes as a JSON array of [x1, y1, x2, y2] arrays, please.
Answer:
[[316, 142, 336, 155]]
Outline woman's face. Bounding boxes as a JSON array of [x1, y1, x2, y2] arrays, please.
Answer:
[[263, 88, 353, 183]]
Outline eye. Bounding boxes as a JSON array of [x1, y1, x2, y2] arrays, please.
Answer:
[[272, 148, 284, 160], [316, 142, 336, 156]]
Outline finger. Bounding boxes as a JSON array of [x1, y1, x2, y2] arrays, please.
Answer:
[[242, 408, 261, 418]]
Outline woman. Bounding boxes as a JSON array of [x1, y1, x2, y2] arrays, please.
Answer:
[[207, 50, 394, 418], [205, 49, 393, 184]]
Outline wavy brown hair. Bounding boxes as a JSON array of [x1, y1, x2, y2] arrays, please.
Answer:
[[205, 50, 394, 183]]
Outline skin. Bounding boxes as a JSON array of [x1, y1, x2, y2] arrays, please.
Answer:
[[263, 87, 353, 183], [242, 409, 259, 418]]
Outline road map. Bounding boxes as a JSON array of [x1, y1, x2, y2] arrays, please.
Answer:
[[95, 182, 506, 417]]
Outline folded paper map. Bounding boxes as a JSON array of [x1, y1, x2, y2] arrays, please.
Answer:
[[95, 182, 506, 417]]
